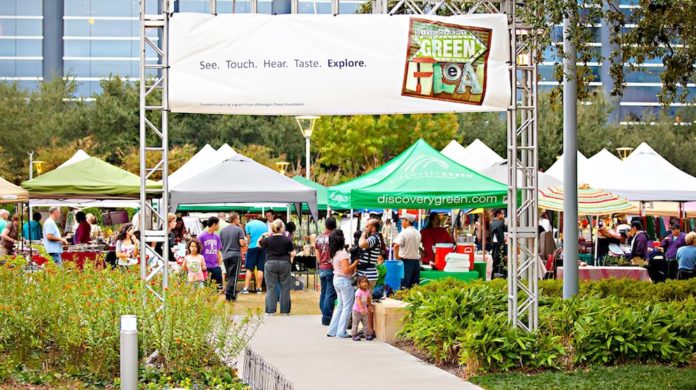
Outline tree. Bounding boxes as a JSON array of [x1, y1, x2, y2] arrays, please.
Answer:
[[119, 144, 197, 180], [312, 114, 459, 181]]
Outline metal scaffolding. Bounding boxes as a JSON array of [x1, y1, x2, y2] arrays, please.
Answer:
[[139, 0, 170, 320], [139, 0, 539, 331]]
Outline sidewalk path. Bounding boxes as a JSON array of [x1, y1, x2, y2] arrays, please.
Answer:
[[241, 314, 480, 390]]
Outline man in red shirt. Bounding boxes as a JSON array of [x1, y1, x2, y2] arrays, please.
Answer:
[[420, 213, 453, 266], [316, 217, 337, 326]]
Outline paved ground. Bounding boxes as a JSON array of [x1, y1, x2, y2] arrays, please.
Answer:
[[241, 314, 480, 390]]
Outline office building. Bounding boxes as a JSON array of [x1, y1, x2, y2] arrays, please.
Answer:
[[0, 0, 692, 121]]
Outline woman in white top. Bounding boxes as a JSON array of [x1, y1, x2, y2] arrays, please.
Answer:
[[115, 223, 139, 266], [327, 229, 359, 338], [87, 213, 102, 241]]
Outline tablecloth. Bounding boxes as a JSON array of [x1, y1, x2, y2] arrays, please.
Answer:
[[420, 270, 480, 284], [556, 266, 650, 282]]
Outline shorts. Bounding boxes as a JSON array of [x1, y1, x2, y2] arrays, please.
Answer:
[[245, 247, 266, 272]]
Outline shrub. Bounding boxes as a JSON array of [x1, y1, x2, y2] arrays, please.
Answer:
[[397, 278, 696, 376], [0, 258, 260, 388]]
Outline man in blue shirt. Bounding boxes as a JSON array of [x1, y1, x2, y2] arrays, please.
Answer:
[[676, 232, 696, 280], [0, 209, 8, 234], [242, 215, 269, 294], [43, 207, 68, 265], [23, 212, 43, 241]]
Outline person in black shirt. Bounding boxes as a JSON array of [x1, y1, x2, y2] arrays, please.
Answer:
[[490, 209, 507, 277], [259, 219, 296, 315]]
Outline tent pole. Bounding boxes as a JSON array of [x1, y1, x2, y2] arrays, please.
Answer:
[[482, 210, 487, 278], [349, 208, 354, 239]]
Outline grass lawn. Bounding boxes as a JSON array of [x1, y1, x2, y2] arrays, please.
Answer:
[[470, 364, 696, 390], [230, 273, 322, 316]]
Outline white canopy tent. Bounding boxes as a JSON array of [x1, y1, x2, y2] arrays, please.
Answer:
[[216, 143, 237, 160], [482, 160, 561, 190], [169, 144, 217, 188], [592, 143, 696, 201], [170, 154, 318, 221], [57, 149, 91, 169], [441, 139, 504, 172], [546, 151, 589, 183]]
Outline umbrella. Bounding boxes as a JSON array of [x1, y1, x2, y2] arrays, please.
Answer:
[[539, 184, 634, 216]]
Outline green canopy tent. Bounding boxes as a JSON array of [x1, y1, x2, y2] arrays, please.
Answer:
[[22, 157, 161, 198], [330, 139, 509, 210]]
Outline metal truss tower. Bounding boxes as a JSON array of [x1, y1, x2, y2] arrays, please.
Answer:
[[139, 0, 538, 331], [139, 0, 170, 320], [383, 0, 539, 332]]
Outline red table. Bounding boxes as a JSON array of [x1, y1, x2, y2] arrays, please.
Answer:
[[63, 251, 104, 269], [556, 266, 650, 282]]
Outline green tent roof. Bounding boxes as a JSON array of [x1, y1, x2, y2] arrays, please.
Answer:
[[292, 176, 328, 210], [22, 157, 161, 198], [331, 139, 508, 209]]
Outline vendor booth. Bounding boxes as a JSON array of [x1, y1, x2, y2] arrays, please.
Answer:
[[21, 157, 161, 268], [0, 176, 28, 204], [329, 139, 513, 283], [170, 154, 319, 221]]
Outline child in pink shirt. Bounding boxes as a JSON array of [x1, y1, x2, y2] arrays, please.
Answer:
[[352, 276, 375, 341], [182, 239, 206, 288]]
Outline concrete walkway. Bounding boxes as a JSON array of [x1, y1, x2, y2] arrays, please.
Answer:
[[241, 315, 480, 390]]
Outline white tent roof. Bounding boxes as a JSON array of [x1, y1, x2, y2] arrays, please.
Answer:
[[216, 143, 237, 160], [441, 139, 504, 171], [169, 144, 219, 188], [57, 149, 91, 169], [170, 154, 318, 220], [588, 148, 622, 167], [482, 160, 561, 190], [592, 143, 696, 201], [584, 149, 623, 186], [545, 151, 589, 183]]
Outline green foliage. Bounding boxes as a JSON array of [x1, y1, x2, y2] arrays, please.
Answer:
[[0, 259, 260, 388], [312, 114, 459, 183], [397, 278, 696, 376], [470, 364, 696, 390]]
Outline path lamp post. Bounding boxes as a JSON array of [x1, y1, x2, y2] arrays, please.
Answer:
[[295, 116, 319, 180]]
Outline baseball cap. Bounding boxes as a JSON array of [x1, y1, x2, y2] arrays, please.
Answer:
[[402, 213, 416, 222]]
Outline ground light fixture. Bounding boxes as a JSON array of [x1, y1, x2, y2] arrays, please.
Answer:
[[295, 115, 320, 180]]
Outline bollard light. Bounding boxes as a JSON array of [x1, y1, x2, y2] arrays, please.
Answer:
[[120, 315, 138, 390]]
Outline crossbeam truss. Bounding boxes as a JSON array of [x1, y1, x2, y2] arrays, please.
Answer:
[[139, 0, 538, 331]]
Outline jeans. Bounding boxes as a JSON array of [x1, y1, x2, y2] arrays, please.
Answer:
[[265, 260, 292, 314], [327, 276, 355, 337], [207, 267, 223, 291], [224, 255, 241, 301], [319, 269, 337, 325], [351, 310, 373, 337], [401, 259, 420, 289], [49, 253, 62, 266]]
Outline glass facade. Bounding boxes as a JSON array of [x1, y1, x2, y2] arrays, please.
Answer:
[[0, 0, 43, 90], [0, 0, 691, 121], [538, 0, 696, 121]]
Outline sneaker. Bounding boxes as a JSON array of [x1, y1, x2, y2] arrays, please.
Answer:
[[338, 333, 352, 339], [256, 288, 263, 294], [366, 335, 375, 341], [264, 312, 275, 316], [240, 289, 250, 294], [352, 336, 361, 341]]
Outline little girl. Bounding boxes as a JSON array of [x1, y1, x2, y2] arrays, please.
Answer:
[[352, 275, 375, 341], [182, 239, 206, 288]]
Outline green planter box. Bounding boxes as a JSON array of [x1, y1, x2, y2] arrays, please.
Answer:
[[420, 270, 480, 285]]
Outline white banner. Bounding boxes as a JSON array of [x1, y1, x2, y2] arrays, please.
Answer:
[[169, 14, 510, 115]]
